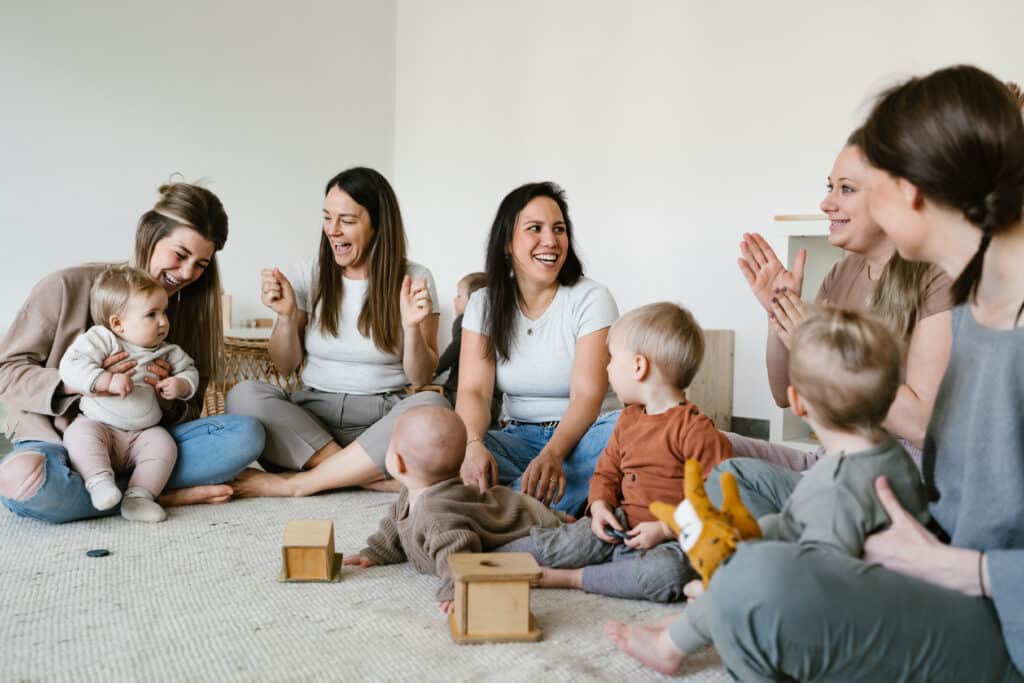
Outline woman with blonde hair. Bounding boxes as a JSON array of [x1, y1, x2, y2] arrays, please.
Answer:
[[708, 128, 957, 525], [0, 182, 265, 522], [226, 167, 446, 497]]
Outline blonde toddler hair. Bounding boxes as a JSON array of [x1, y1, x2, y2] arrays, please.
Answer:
[[789, 307, 902, 439], [610, 302, 704, 390], [90, 264, 164, 328]]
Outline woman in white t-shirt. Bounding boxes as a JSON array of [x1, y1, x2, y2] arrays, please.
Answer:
[[457, 182, 621, 515], [226, 167, 447, 497]]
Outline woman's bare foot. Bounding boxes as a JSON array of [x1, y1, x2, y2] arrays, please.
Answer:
[[159, 484, 234, 507], [229, 468, 298, 498], [361, 479, 401, 493], [605, 620, 684, 675], [534, 566, 583, 590]]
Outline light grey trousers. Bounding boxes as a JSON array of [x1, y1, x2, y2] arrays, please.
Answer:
[[502, 509, 697, 603], [225, 380, 450, 472]]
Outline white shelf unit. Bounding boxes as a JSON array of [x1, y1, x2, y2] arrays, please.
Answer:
[[763, 215, 845, 451]]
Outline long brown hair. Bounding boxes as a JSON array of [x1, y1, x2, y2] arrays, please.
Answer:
[[133, 182, 228, 382], [312, 167, 407, 354], [860, 65, 1024, 304]]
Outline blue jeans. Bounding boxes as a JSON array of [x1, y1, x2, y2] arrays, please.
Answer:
[[483, 410, 620, 516], [0, 415, 264, 524]]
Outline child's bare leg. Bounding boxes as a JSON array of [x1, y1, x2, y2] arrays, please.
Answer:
[[535, 566, 583, 590], [605, 620, 685, 675]]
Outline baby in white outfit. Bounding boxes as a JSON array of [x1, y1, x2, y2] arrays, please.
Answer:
[[59, 265, 198, 522]]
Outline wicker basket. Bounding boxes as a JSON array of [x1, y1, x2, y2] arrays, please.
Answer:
[[202, 336, 302, 416]]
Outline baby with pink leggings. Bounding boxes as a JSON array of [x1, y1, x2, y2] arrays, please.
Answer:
[[58, 265, 198, 522]]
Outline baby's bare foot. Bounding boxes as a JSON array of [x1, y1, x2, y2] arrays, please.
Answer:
[[605, 620, 684, 675]]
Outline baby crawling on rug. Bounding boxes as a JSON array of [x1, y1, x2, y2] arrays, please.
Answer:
[[344, 405, 569, 612]]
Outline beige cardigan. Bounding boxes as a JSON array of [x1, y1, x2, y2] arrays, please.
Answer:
[[0, 265, 207, 444]]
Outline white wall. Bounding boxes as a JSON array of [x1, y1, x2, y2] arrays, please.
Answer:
[[393, 0, 1024, 429], [1, 0, 396, 328], [3, 1, 1022, 430]]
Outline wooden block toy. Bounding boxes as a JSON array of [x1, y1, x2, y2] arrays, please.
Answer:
[[447, 552, 543, 644], [279, 520, 342, 582]]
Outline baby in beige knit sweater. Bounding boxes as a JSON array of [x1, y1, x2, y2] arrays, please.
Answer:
[[344, 405, 567, 613]]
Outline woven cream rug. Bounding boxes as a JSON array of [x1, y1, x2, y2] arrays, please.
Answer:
[[0, 490, 729, 682]]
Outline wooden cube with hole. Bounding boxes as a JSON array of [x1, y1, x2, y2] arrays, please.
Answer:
[[447, 552, 543, 644], [280, 520, 341, 582]]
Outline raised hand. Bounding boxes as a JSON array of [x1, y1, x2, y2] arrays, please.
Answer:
[[767, 288, 807, 350], [261, 268, 297, 319], [737, 232, 806, 313], [400, 275, 432, 329]]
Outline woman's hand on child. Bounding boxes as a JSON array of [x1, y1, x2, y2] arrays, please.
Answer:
[[436, 600, 453, 615], [624, 521, 673, 550], [862, 476, 970, 593], [460, 440, 498, 492], [767, 288, 806, 349], [261, 268, 297, 319], [737, 233, 806, 314], [102, 350, 136, 375], [342, 554, 377, 568], [521, 451, 566, 505], [400, 275, 433, 329], [157, 377, 190, 400], [590, 501, 624, 543]]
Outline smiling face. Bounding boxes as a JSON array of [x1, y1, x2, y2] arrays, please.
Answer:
[[147, 227, 215, 295], [322, 186, 374, 278], [508, 196, 568, 287], [112, 287, 170, 347], [819, 145, 891, 257]]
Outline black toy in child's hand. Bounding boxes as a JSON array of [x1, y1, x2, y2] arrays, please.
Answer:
[[604, 526, 633, 540]]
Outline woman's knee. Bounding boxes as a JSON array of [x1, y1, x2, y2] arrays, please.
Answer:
[[0, 451, 47, 501], [404, 390, 450, 410], [225, 380, 284, 417], [710, 542, 807, 620]]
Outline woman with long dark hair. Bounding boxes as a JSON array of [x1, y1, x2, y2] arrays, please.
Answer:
[[456, 182, 620, 515]]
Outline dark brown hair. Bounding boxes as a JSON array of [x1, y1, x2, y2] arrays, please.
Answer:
[[459, 272, 488, 297], [133, 182, 227, 382], [860, 65, 1024, 304], [312, 167, 407, 354], [483, 182, 583, 361]]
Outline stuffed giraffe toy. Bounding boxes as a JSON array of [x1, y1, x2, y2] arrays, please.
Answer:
[[650, 459, 762, 587]]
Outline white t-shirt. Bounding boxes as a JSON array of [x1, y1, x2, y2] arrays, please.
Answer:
[[462, 277, 621, 423], [287, 259, 439, 395]]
